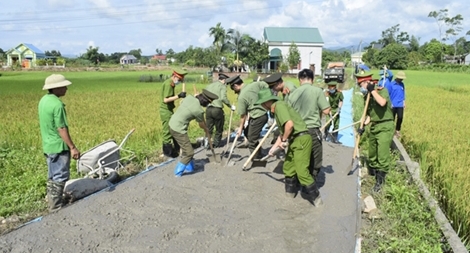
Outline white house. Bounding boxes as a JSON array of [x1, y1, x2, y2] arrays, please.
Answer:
[[120, 54, 137, 64], [351, 52, 365, 64], [263, 27, 324, 75]]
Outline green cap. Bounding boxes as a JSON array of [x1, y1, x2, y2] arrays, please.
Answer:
[[255, 88, 279, 105], [326, 80, 339, 85], [263, 73, 283, 86], [226, 75, 243, 85], [201, 89, 219, 101]]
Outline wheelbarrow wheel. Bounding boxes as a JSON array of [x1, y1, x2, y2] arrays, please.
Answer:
[[86, 167, 120, 184]]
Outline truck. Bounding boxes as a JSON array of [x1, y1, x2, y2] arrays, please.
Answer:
[[323, 62, 345, 83]]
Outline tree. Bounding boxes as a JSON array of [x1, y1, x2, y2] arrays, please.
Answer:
[[286, 42, 301, 72], [82, 46, 104, 65], [362, 48, 379, 67], [244, 39, 269, 71], [45, 50, 61, 57], [209, 22, 227, 61], [409, 35, 420, 52], [444, 14, 464, 59], [375, 43, 408, 69], [428, 9, 449, 42], [155, 48, 163, 55], [129, 49, 142, 59], [165, 48, 175, 58], [379, 24, 409, 46], [422, 39, 444, 63], [226, 29, 253, 71]]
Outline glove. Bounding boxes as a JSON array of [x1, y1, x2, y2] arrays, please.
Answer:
[[367, 83, 375, 92], [231, 105, 236, 111], [357, 127, 365, 136], [178, 92, 186, 98]]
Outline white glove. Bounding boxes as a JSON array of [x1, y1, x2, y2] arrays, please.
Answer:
[[231, 105, 236, 111]]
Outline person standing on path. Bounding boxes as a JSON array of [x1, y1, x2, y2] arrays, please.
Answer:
[[160, 70, 187, 158], [38, 74, 80, 211], [263, 73, 297, 144], [256, 88, 321, 206], [288, 69, 330, 180], [355, 71, 394, 193], [226, 75, 269, 160], [204, 73, 235, 148], [323, 80, 343, 144], [387, 71, 406, 138], [170, 89, 219, 177]]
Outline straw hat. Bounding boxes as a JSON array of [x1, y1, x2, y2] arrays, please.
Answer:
[[395, 71, 406, 79], [43, 74, 72, 90]]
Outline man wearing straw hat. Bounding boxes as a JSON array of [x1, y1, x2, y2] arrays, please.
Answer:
[[288, 69, 330, 180], [256, 88, 321, 206], [170, 89, 218, 177], [355, 71, 394, 193], [204, 73, 235, 148], [160, 69, 187, 158], [38, 74, 80, 211], [387, 71, 406, 138]]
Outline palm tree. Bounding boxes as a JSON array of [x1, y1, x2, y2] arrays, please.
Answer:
[[226, 28, 254, 72], [209, 22, 226, 61]]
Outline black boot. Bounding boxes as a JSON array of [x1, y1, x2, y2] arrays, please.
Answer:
[[332, 132, 342, 144], [368, 166, 376, 176], [162, 143, 173, 157], [323, 129, 329, 141], [171, 139, 180, 158], [301, 183, 322, 206], [372, 171, 387, 193], [310, 167, 321, 180], [47, 181, 65, 212], [284, 176, 300, 198]]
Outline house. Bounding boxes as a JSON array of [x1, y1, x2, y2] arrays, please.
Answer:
[[152, 55, 166, 61], [351, 52, 365, 64], [120, 54, 138, 64], [6, 43, 46, 68], [263, 27, 324, 75], [465, 55, 470, 65]]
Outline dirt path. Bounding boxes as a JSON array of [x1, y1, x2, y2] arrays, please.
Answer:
[[0, 139, 357, 253]]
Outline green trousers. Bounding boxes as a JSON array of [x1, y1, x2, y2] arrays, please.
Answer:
[[170, 128, 193, 165], [206, 106, 225, 147], [160, 108, 174, 144], [325, 109, 340, 131], [243, 114, 268, 155], [307, 128, 323, 174], [284, 134, 314, 186], [368, 121, 394, 173]]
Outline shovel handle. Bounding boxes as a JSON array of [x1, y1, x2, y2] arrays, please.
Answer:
[[347, 93, 370, 174], [320, 111, 339, 132], [242, 122, 277, 169], [225, 133, 239, 166], [223, 109, 234, 154]]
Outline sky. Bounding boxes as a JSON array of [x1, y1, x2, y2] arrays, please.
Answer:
[[1, 0, 469, 57]]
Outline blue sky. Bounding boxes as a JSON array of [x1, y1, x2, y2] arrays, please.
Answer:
[[1, 0, 469, 56]]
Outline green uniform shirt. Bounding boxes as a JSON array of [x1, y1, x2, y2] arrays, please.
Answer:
[[161, 79, 176, 111], [205, 81, 230, 108], [367, 88, 394, 122], [288, 83, 330, 128], [273, 101, 308, 137], [169, 95, 204, 134], [237, 81, 268, 118], [327, 90, 343, 110], [38, 94, 69, 154], [282, 81, 297, 102]]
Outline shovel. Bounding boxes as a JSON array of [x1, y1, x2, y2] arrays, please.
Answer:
[[347, 92, 371, 175], [220, 109, 234, 157], [224, 133, 240, 166], [242, 122, 277, 171], [206, 134, 220, 164]]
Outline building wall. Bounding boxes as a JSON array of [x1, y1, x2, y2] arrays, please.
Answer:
[[268, 42, 323, 76]]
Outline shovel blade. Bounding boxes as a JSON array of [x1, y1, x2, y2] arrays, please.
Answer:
[[251, 159, 268, 168], [347, 158, 358, 175]]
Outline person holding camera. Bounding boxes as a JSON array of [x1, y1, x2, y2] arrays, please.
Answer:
[[160, 70, 188, 158], [355, 71, 394, 193]]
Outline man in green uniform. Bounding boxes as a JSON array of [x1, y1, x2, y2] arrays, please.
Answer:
[[170, 89, 219, 177], [38, 74, 80, 211], [288, 69, 330, 180], [324, 80, 343, 144], [355, 72, 394, 193], [256, 88, 321, 206], [160, 70, 187, 158], [204, 73, 235, 148], [226, 75, 269, 159]]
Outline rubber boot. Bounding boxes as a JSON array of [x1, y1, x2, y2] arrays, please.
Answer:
[[184, 160, 195, 173], [171, 140, 180, 158], [368, 166, 376, 176], [162, 143, 173, 157], [323, 129, 329, 141], [310, 167, 321, 180], [332, 132, 342, 144], [284, 176, 300, 198], [301, 183, 322, 206], [47, 181, 65, 212], [174, 162, 187, 177], [372, 171, 387, 193]]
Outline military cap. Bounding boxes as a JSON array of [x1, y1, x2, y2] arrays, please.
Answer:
[[173, 69, 188, 80], [263, 73, 283, 86], [226, 75, 243, 85], [354, 71, 373, 84], [326, 80, 339, 86], [255, 88, 279, 105], [201, 89, 219, 102], [218, 73, 229, 80]]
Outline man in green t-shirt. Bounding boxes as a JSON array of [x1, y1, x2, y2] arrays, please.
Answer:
[[288, 69, 330, 180], [38, 74, 80, 211], [169, 89, 218, 177], [204, 73, 235, 148], [263, 73, 298, 145], [160, 70, 187, 158], [324, 80, 344, 144], [226, 75, 268, 159], [256, 88, 321, 206], [355, 71, 394, 193]]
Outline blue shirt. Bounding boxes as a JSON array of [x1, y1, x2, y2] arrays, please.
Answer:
[[387, 80, 405, 108], [379, 69, 393, 89]]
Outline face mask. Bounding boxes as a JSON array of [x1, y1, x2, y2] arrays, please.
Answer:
[[360, 87, 368, 95], [328, 88, 336, 94], [174, 79, 180, 85]]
